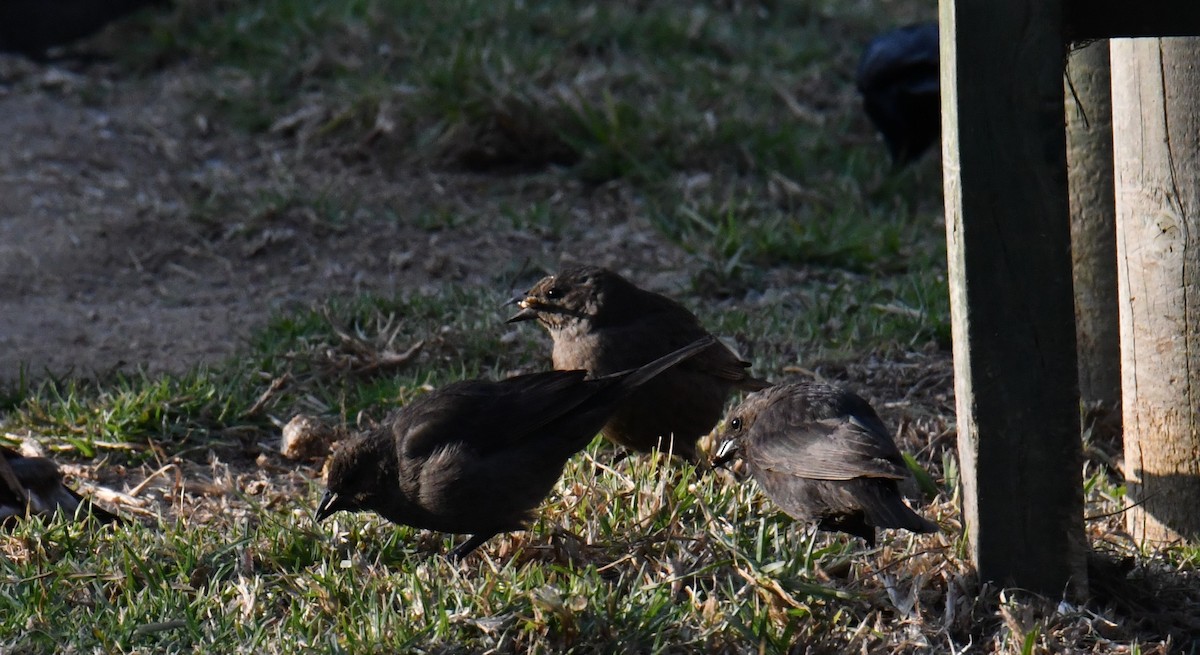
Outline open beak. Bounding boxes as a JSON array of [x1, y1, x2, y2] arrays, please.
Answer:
[[315, 490, 340, 522], [506, 299, 540, 323], [711, 439, 739, 468]]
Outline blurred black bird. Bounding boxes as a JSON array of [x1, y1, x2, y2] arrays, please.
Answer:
[[0, 446, 122, 526], [714, 382, 937, 545], [316, 336, 715, 560], [856, 21, 940, 167], [508, 265, 770, 462], [0, 0, 166, 58]]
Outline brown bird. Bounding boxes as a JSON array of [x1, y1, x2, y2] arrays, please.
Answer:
[[0, 446, 122, 527], [316, 336, 716, 560], [508, 265, 769, 461], [713, 382, 937, 545]]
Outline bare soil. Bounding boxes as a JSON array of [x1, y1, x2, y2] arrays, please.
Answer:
[[0, 54, 696, 382]]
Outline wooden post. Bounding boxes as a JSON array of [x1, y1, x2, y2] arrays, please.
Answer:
[[1111, 38, 1200, 545], [940, 0, 1088, 596], [1066, 42, 1122, 417]]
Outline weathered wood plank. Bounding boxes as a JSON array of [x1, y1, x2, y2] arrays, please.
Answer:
[[1066, 42, 1121, 419], [1111, 38, 1200, 545], [940, 0, 1088, 596]]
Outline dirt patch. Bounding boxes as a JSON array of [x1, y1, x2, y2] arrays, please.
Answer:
[[0, 55, 698, 381]]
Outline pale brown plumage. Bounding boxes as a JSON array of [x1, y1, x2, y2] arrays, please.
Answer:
[[316, 337, 715, 560], [508, 265, 769, 461], [714, 382, 937, 546]]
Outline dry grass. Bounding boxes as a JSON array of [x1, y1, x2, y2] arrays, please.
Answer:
[[4, 300, 1199, 653], [1, 0, 1198, 653]]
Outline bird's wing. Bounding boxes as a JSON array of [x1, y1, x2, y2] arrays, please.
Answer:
[[656, 314, 765, 387], [602, 311, 762, 386], [397, 371, 600, 459], [690, 342, 763, 385], [749, 415, 908, 481], [399, 337, 714, 461], [0, 446, 28, 508]]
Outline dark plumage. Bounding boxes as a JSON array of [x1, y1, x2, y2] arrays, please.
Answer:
[[508, 265, 770, 462], [713, 382, 937, 546], [316, 336, 715, 560], [856, 21, 940, 166], [0, 0, 165, 58], [0, 446, 122, 526]]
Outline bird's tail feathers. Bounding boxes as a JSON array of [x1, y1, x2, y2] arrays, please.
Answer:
[[608, 336, 717, 391], [739, 375, 773, 392], [862, 487, 938, 534]]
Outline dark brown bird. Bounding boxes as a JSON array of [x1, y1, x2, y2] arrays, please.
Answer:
[[857, 21, 940, 167], [508, 265, 769, 461], [0, 0, 167, 58], [0, 446, 122, 526], [713, 382, 937, 545], [316, 336, 716, 560]]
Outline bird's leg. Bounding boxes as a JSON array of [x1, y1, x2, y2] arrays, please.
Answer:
[[447, 532, 496, 562]]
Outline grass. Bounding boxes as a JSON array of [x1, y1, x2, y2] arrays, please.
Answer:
[[4, 0, 1199, 653], [1, 439, 950, 653], [130, 0, 943, 269], [5, 284, 1193, 652]]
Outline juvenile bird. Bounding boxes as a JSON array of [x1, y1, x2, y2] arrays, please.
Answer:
[[0, 446, 122, 526], [316, 336, 715, 560], [856, 21, 940, 166], [508, 265, 769, 462], [713, 382, 937, 545]]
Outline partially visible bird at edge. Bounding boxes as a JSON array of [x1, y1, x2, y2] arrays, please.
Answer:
[[0, 0, 167, 59], [1, 445, 123, 527], [856, 21, 940, 167]]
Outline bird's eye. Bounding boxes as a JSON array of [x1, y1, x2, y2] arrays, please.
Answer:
[[730, 417, 743, 431], [546, 287, 562, 299]]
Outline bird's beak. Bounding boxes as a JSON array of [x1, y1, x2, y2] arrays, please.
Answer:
[[315, 490, 340, 522], [711, 439, 739, 468], [506, 299, 539, 323]]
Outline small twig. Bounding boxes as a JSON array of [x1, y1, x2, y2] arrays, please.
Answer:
[[854, 545, 953, 581], [734, 565, 808, 610], [164, 262, 201, 281], [580, 451, 635, 491], [771, 81, 825, 126], [88, 440, 145, 451], [242, 374, 292, 418], [133, 620, 188, 636], [1085, 493, 1155, 521], [74, 481, 146, 508], [353, 340, 424, 375], [127, 464, 177, 498]]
